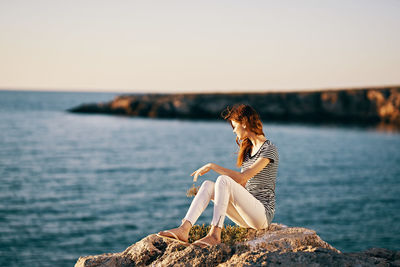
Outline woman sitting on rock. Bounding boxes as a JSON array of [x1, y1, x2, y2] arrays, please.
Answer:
[[157, 104, 279, 248]]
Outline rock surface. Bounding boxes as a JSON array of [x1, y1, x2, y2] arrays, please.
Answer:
[[74, 224, 399, 266], [68, 86, 400, 129]]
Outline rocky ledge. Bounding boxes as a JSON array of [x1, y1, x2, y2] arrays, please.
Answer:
[[68, 86, 400, 129], [74, 224, 399, 266]]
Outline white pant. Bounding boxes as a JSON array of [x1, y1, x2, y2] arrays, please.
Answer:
[[182, 175, 271, 229]]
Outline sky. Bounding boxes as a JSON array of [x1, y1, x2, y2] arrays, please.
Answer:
[[0, 0, 399, 93]]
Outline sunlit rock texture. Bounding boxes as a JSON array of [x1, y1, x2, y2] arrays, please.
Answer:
[[75, 224, 399, 267]]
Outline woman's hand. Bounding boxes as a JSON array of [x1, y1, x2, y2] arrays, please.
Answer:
[[191, 163, 213, 182]]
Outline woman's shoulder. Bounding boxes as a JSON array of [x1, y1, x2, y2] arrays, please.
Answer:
[[261, 139, 279, 159], [265, 139, 278, 149], [263, 139, 276, 149]]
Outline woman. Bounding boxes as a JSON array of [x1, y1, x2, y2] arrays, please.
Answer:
[[157, 104, 279, 248]]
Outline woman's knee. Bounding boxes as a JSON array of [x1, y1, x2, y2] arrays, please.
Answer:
[[199, 180, 215, 198], [201, 180, 215, 188], [200, 180, 215, 194], [215, 175, 231, 186]]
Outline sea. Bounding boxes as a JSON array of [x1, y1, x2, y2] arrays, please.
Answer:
[[0, 90, 399, 266]]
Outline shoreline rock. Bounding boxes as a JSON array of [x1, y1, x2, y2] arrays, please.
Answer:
[[68, 86, 400, 129], [74, 224, 399, 266]]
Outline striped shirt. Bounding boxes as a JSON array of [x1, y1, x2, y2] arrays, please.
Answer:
[[241, 139, 279, 219]]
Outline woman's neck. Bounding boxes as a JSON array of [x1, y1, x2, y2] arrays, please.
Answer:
[[248, 134, 267, 148]]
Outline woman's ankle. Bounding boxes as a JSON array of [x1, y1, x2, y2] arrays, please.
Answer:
[[209, 226, 222, 241], [180, 219, 192, 232]]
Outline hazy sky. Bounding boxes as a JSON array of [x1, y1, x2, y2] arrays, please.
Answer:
[[1, 0, 399, 93]]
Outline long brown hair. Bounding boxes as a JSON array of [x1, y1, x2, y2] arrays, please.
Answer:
[[221, 104, 265, 167]]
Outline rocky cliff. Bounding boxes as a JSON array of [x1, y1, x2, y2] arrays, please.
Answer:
[[68, 86, 400, 128], [74, 224, 399, 266]]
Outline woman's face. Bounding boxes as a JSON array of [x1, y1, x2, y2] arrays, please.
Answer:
[[231, 120, 248, 140]]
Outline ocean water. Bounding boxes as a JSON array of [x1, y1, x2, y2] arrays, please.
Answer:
[[0, 90, 399, 266]]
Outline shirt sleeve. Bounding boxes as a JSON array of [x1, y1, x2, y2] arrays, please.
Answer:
[[259, 145, 278, 163]]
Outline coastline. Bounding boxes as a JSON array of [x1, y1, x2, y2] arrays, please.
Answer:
[[68, 86, 400, 129]]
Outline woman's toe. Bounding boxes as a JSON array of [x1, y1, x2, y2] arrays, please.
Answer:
[[158, 230, 170, 236], [194, 236, 220, 247]]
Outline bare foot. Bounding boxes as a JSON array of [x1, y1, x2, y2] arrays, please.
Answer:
[[193, 234, 221, 248], [158, 226, 189, 243]]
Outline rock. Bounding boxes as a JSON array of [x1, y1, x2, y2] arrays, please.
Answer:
[[242, 224, 339, 253], [74, 223, 399, 267], [68, 86, 400, 129]]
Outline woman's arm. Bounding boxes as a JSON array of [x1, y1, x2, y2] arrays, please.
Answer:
[[191, 158, 271, 185], [208, 163, 242, 183]]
